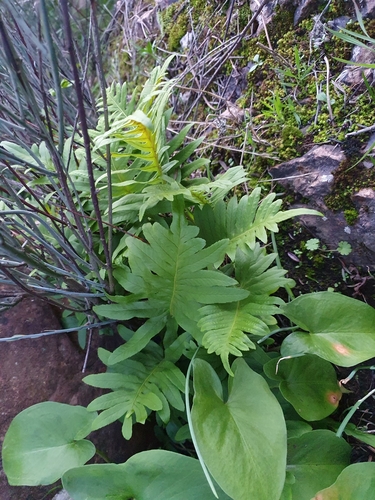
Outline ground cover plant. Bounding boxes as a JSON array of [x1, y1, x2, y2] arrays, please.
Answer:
[[2, 1, 375, 499]]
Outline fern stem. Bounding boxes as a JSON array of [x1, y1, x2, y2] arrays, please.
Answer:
[[95, 447, 111, 463], [257, 326, 299, 345]]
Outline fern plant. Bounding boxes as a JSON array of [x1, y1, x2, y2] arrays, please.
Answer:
[[89, 189, 315, 437]]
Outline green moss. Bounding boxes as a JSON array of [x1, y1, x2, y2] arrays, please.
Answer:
[[343, 208, 359, 225], [167, 12, 188, 51], [159, 0, 375, 193], [326, 0, 354, 20], [267, 5, 295, 45], [160, 1, 187, 50]]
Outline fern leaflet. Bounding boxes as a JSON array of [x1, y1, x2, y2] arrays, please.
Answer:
[[123, 198, 249, 335], [84, 346, 185, 440], [194, 187, 321, 259], [198, 246, 294, 375]]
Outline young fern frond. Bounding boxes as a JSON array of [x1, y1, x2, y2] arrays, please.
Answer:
[[111, 110, 162, 176], [94, 56, 175, 184]]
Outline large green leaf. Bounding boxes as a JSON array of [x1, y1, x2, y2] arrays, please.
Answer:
[[191, 358, 287, 500], [125, 199, 248, 331], [2, 402, 96, 486], [283, 430, 351, 500], [194, 188, 320, 259], [63, 450, 231, 500], [311, 462, 375, 500], [280, 292, 375, 366], [264, 354, 342, 420]]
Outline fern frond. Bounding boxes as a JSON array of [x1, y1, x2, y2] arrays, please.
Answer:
[[124, 198, 249, 335], [235, 244, 295, 294], [194, 187, 321, 259], [84, 349, 185, 439], [198, 302, 258, 375], [187, 165, 248, 205], [96, 81, 137, 128], [197, 246, 292, 375]]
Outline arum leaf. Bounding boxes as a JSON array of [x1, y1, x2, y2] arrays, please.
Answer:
[[191, 358, 286, 500], [2, 402, 96, 486], [62, 450, 230, 500], [280, 292, 375, 366], [285, 420, 313, 439], [264, 354, 342, 420], [312, 462, 375, 500], [285, 430, 350, 500]]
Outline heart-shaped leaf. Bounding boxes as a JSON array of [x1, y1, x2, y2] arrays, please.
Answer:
[[264, 354, 342, 420], [191, 358, 287, 500], [280, 292, 375, 366], [284, 430, 350, 500], [62, 450, 230, 499], [312, 462, 375, 499], [2, 402, 97, 486]]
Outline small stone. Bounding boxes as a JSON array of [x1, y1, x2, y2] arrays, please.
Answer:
[[337, 46, 375, 86], [53, 490, 72, 500], [180, 32, 194, 50]]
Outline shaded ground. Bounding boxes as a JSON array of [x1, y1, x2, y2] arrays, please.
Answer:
[[0, 295, 158, 500]]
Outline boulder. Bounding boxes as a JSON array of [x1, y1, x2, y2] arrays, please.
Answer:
[[271, 145, 375, 269]]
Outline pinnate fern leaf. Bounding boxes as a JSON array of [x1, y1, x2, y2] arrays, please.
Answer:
[[84, 350, 185, 440], [198, 246, 293, 375], [123, 199, 249, 333], [194, 187, 321, 259]]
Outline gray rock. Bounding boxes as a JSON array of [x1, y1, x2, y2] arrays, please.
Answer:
[[271, 145, 375, 269], [337, 45, 375, 86], [250, 0, 296, 35], [327, 16, 351, 31], [271, 145, 344, 202], [359, 0, 375, 19], [294, 0, 322, 26]]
